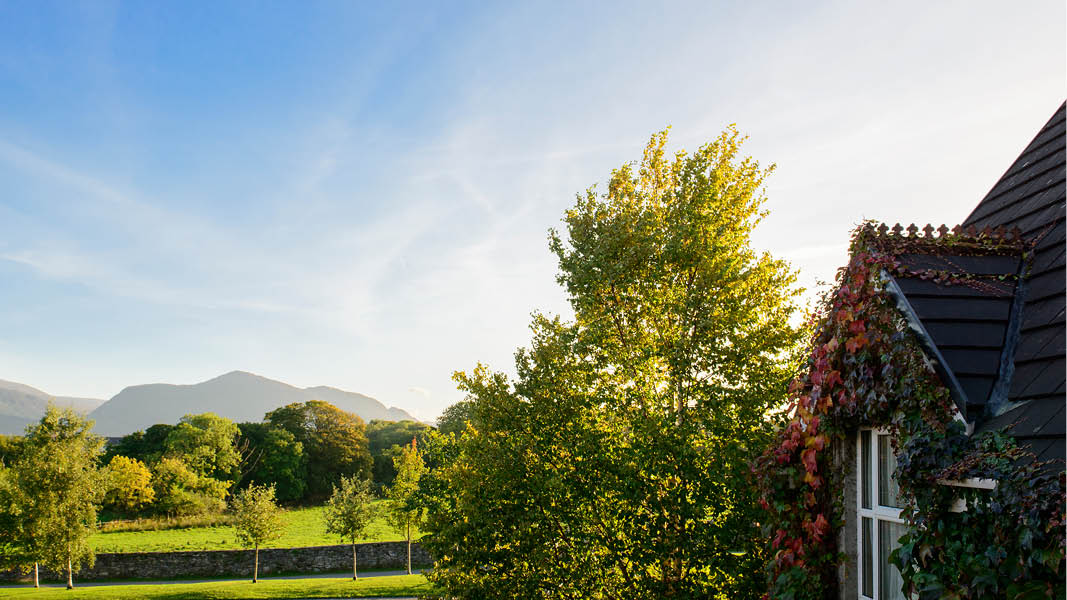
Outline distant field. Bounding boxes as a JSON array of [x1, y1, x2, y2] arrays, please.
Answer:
[[1, 574, 437, 599], [91, 502, 407, 553]]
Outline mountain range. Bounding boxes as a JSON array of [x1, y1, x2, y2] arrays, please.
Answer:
[[0, 371, 419, 436]]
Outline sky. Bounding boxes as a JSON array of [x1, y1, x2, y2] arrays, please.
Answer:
[[0, 1, 1063, 421]]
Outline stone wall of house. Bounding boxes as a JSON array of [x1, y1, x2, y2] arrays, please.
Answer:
[[0, 541, 431, 583], [834, 430, 858, 600]]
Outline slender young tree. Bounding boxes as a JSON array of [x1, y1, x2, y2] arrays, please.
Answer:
[[323, 476, 378, 579], [385, 438, 426, 575], [12, 405, 105, 590], [232, 484, 285, 583]]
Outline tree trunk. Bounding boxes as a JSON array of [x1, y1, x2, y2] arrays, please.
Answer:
[[406, 522, 412, 575], [253, 544, 259, 583], [352, 542, 358, 580], [33, 562, 38, 588], [66, 555, 73, 590]]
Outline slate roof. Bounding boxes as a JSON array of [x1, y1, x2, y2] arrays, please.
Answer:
[[965, 103, 1066, 465], [881, 102, 1065, 467]]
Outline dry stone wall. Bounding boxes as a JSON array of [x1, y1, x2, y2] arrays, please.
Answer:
[[0, 541, 431, 583]]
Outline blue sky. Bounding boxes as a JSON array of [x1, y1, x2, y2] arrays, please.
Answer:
[[0, 1, 1063, 421]]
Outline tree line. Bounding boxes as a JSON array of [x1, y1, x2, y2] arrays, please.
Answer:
[[0, 400, 431, 587]]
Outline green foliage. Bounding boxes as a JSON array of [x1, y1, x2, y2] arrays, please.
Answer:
[[325, 476, 378, 544], [164, 413, 241, 483], [367, 420, 431, 489], [237, 422, 307, 502], [0, 433, 22, 464], [103, 424, 174, 465], [13, 404, 105, 581], [324, 475, 379, 578], [754, 225, 1066, 599], [385, 439, 426, 537], [422, 128, 803, 599], [151, 457, 228, 517], [103, 455, 155, 514], [266, 400, 373, 500], [434, 401, 475, 436], [232, 484, 286, 549]]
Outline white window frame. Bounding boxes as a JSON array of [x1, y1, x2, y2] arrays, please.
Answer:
[[856, 427, 908, 600]]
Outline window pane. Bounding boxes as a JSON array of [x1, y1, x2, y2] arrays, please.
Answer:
[[861, 517, 873, 597], [878, 520, 908, 600], [861, 430, 872, 509], [878, 434, 903, 508]]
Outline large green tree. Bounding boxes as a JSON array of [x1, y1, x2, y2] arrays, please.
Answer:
[[164, 413, 240, 483], [421, 128, 803, 599], [151, 457, 228, 516], [434, 401, 475, 436], [367, 420, 431, 489], [265, 401, 372, 499], [12, 405, 105, 589], [103, 423, 173, 465], [237, 422, 307, 502]]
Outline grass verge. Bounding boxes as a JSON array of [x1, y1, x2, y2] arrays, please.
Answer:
[[91, 503, 413, 553], [0, 574, 438, 599]]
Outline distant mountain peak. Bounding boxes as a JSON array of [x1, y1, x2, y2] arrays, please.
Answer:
[[82, 372, 420, 436]]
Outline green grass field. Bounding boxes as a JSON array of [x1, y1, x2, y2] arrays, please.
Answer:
[[91, 503, 408, 553], [1, 574, 437, 599]]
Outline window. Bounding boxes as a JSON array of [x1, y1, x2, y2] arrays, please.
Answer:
[[857, 429, 908, 600]]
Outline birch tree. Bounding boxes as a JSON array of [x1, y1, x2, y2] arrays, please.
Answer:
[[13, 405, 104, 589]]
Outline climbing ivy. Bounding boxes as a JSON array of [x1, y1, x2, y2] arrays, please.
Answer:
[[753, 223, 1065, 600]]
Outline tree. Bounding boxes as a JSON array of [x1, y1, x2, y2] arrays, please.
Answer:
[[386, 438, 426, 575], [151, 457, 228, 516], [421, 128, 803, 599], [232, 484, 286, 583], [164, 413, 240, 483], [0, 462, 37, 586], [265, 401, 373, 499], [237, 422, 307, 502], [434, 401, 475, 436], [366, 420, 432, 489], [103, 455, 155, 514], [324, 475, 378, 579], [12, 405, 105, 589], [102, 424, 173, 465]]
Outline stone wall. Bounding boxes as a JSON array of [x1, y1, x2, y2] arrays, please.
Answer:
[[0, 541, 431, 583]]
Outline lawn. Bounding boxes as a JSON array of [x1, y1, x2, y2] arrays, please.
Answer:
[[91, 502, 408, 553], [0, 574, 438, 599]]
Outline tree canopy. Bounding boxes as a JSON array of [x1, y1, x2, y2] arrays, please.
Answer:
[[237, 422, 307, 502], [164, 413, 240, 483], [265, 401, 372, 499], [420, 128, 804, 599], [367, 420, 432, 488], [12, 405, 105, 589]]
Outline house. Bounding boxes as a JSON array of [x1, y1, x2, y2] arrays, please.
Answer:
[[758, 102, 1065, 600]]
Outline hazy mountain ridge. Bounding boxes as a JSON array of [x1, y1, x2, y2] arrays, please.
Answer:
[[0, 379, 106, 435], [0, 372, 420, 436], [86, 371, 419, 436]]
